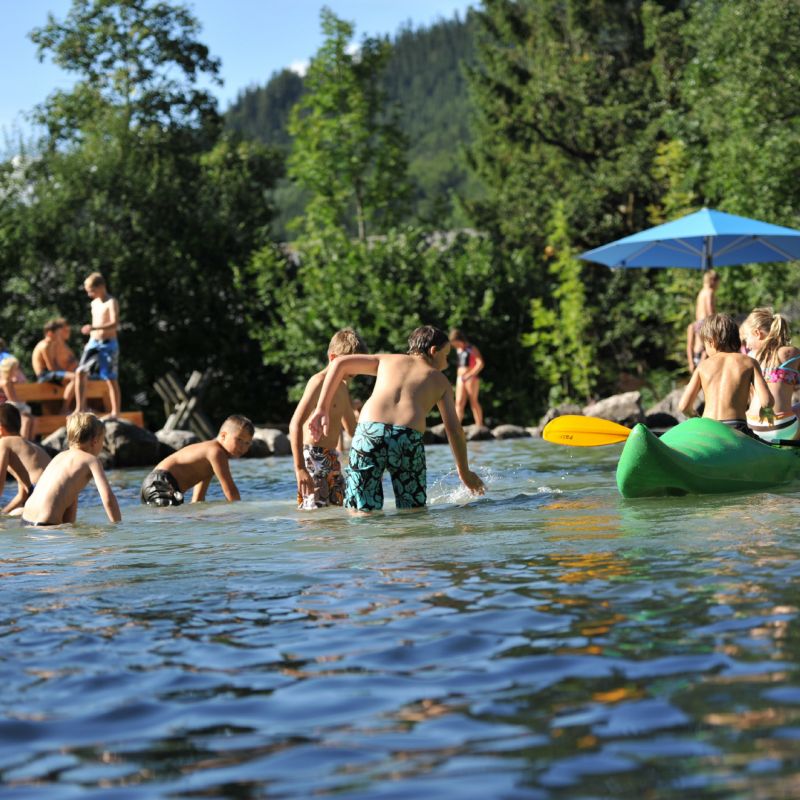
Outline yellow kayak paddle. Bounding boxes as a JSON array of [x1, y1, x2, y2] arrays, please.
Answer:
[[542, 415, 632, 447]]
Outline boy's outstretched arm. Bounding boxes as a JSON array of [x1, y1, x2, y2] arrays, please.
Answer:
[[437, 386, 485, 495], [209, 448, 240, 502], [308, 355, 380, 441], [89, 459, 122, 522], [0, 447, 32, 514], [289, 376, 321, 499], [678, 370, 702, 417]]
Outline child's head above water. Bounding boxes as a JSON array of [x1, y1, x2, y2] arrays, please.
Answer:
[[0, 402, 22, 435], [67, 412, 105, 450], [700, 313, 740, 353], [328, 328, 367, 358], [218, 414, 254, 458]]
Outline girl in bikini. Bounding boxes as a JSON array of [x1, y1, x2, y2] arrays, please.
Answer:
[[742, 308, 800, 442], [448, 328, 485, 428]]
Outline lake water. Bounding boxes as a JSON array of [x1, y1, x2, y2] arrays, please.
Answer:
[[2, 438, 800, 799]]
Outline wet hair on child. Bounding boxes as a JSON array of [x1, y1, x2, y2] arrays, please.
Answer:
[[0, 402, 22, 434], [408, 325, 449, 356], [328, 328, 368, 357], [700, 313, 740, 353], [67, 412, 105, 446]]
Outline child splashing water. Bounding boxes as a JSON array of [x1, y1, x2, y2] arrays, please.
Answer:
[[742, 308, 800, 442]]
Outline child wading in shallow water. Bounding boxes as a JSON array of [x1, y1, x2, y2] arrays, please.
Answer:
[[290, 328, 367, 509], [679, 313, 772, 437], [741, 308, 800, 442], [21, 412, 121, 526], [308, 325, 485, 512]]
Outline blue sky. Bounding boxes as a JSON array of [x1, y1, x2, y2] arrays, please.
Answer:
[[2, 0, 473, 138]]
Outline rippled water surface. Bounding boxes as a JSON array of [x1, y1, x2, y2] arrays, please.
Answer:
[[2, 438, 800, 798]]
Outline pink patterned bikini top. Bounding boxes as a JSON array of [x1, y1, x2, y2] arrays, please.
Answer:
[[763, 354, 800, 386]]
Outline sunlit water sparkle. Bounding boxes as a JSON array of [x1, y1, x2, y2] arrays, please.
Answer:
[[1, 438, 800, 798]]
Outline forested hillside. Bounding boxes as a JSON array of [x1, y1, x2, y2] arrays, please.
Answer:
[[225, 14, 478, 232]]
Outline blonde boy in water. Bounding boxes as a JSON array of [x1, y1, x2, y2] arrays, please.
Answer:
[[76, 272, 121, 418], [679, 314, 773, 436], [308, 325, 485, 512], [140, 415, 254, 506], [21, 412, 121, 526], [290, 328, 367, 509], [0, 403, 51, 515]]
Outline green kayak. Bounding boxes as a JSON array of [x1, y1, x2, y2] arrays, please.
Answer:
[[616, 417, 800, 498]]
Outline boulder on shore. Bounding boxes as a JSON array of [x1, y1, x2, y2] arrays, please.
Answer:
[[583, 391, 644, 427], [102, 419, 161, 468], [155, 429, 200, 460], [645, 387, 702, 422], [427, 424, 448, 444], [491, 424, 530, 440], [464, 424, 493, 441], [251, 427, 291, 457]]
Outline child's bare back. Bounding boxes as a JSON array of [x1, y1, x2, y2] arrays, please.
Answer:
[[157, 440, 231, 493], [360, 353, 451, 431], [22, 449, 104, 525], [693, 352, 760, 420]]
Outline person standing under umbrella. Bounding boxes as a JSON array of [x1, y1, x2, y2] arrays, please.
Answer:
[[687, 269, 720, 372]]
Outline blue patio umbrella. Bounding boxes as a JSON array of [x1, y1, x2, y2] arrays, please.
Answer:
[[580, 207, 800, 270]]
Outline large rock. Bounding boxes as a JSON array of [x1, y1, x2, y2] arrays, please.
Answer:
[[156, 429, 200, 451], [426, 424, 448, 444], [491, 424, 531, 440], [102, 419, 161, 468], [464, 424, 494, 441], [251, 427, 291, 457], [583, 391, 644, 427], [42, 427, 68, 452], [537, 403, 583, 429], [646, 387, 702, 422]]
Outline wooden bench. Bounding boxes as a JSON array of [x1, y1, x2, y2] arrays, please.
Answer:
[[11, 382, 144, 437]]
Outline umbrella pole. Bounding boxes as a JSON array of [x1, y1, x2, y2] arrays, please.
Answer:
[[702, 237, 713, 271]]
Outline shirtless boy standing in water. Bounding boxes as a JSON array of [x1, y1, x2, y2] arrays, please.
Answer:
[[76, 272, 121, 418], [679, 313, 773, 436], [308, 325, 485, 512], [140, 415, 254, 506]]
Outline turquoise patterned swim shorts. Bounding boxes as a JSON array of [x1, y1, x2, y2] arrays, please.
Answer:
[[345, 421, 427, 511]]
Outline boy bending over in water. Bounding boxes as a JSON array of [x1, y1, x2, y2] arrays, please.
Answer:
[[140, 415, 254, 506], [290, 328, 367, 509], [0, 402, 51, 514], [679, 313, 773, 436], [21, 412, 121, 525], [308, 325, 485, 512]]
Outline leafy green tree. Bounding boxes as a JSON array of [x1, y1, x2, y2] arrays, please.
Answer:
[[287, 8, 411, 243], [0, 0, 283, 423], [523, 203, 597, 403]]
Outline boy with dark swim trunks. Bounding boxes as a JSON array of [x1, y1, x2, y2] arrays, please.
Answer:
[[140, 415, 254, 506], [76, 272, 121, 418], [308, 325, 485, 512], [679, 313, 773, 436], [0, 403, 51, 515], [21, 412, 120, 526], [290, 328, 367, 509]]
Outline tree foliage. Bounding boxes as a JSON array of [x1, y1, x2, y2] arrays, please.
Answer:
[[287, 8, 411, 243], [0, 0, 283, 424]]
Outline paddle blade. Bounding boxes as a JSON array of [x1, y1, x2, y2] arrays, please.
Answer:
[[542, 415, 632, 447]]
